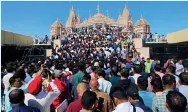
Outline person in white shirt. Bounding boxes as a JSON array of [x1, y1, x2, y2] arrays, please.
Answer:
[[178, 72, 188, 103], [121, 46, 128, 60], [129, 65, 141, 85], [109, 47, 114, 53], [110, 85, 144, 112], [175, 59, 184, 76], [3, 63, 14, 94], [95, 69, 112, 95], [24, 73, 60, 112], [104, 50, 111, 58]]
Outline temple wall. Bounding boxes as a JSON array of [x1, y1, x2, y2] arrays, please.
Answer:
[[53, 39, 61, 49], [134, 38, 143, 48], [136, 47, 150, 58], [133, 38, 150, 58], [46, 49, 52, 57]]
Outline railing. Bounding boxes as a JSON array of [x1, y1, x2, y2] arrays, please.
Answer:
[[143, 38, 167, 43]]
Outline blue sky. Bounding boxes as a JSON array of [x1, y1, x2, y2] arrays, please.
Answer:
[[1, 1, 188, 38]]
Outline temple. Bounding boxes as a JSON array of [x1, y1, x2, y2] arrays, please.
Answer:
[[135, 16, 150, 34], [75, 3, 118, 28], [50, 18, 66, 39], [118, 3, 134, 33], [66, 6, 81, 33], [50, 3, 150, 37]]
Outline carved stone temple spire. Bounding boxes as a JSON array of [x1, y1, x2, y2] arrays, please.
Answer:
[[66, 5, 77, 28], [117, 2, 131, 27]]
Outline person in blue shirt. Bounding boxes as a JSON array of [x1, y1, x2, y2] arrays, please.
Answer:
[[140, 63, 147, 78], [109, 66, 121, 85], [5, 69, 33, 112], [116, 46, 121, 54], [104, 63, 111, 76], [24, 68, 32, 83], [5, 76, 29, 112], [125, 62, 131, 70], [9, 89, 40, 112], [151, 59, 159, 70], [137, 76, 155, 109], [127, 86, 153, 112]]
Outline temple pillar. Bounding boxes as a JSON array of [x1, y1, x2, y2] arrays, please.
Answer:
[[46, 49, 52, 57], [53, 39, 61, 49]]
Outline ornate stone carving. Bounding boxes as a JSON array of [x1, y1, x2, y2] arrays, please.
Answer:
[[50, 2, 150, 35], [50, 19, 65, 40], [135, 16, 150, 34], [117, 3, 134, 33]]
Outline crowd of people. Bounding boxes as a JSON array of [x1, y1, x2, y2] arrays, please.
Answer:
[[1, 26, 187, 112], [34, 25, 167, 45]]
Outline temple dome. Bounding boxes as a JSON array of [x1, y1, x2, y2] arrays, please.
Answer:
[[136, 16, 149, 26], [85, 12, 116, 26], [51, 19, 64, 28]]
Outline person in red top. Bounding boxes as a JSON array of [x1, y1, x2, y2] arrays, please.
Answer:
[[66, 82, 87, 112], [47, 69, 67, 111]]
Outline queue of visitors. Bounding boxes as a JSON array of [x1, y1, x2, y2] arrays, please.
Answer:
[[1, 26, 187, 112], [2, 57, 188, 112]]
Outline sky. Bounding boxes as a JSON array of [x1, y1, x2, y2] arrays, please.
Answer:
[[1, 1, 188, 38]]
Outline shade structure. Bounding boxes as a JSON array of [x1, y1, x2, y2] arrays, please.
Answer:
[[167, 29, 188, 43]]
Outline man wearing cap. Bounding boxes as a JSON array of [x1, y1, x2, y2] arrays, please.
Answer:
[[47, 69, 67, 111], [24, 71, 60, 112]]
